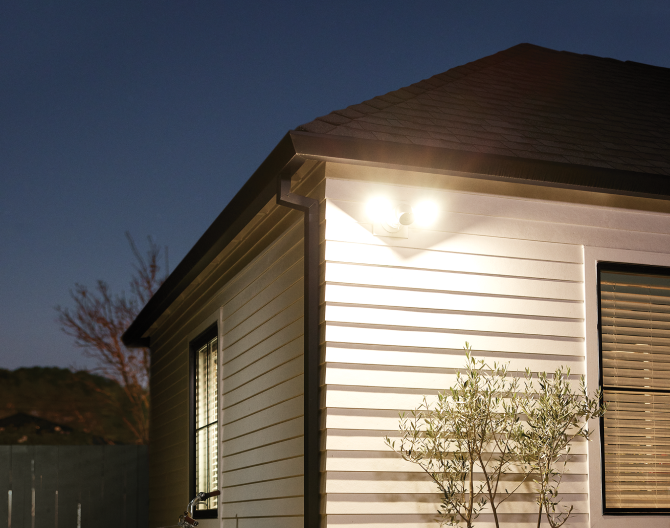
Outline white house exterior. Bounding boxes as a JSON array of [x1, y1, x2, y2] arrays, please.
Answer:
[[123, 44, 670, 528]]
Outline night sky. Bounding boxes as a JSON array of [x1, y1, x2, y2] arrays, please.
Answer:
[[1, 1, 669, 370]]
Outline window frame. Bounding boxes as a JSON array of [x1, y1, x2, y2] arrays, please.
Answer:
[[189, 323, 219, 519], [597, 261, 670, 515]]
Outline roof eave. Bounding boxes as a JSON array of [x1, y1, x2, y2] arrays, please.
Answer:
[[123, 130, 670, 347], [291, 131, 670, 200], [122, 132, 301, 347]]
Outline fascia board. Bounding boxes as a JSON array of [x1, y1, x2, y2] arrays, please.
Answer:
[[290, 130, 670, 200], [122, 133, 300, 347]]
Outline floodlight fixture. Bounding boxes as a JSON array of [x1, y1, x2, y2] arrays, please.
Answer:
[[366, 197, 438, 237]]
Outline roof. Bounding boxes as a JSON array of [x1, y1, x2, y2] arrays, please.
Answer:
[[299, 43, 670, 175], [123, 44, 670, 347]]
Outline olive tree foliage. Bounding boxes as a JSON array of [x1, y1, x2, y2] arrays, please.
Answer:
[[519, 368, 605, 528], [385, 343, 526, 528], [56, 233, 168, 444], [385, 344, 606, 528]]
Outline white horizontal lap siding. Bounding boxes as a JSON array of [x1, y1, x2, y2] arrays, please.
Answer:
[[324, 471, 588, 493], [322, 345, 586, 373], [324, 262, 584, 301], [148, 335, 190, 526], [323, 493, 588, 515], [320, 177, 603, 528], [324, 305, 583, 338], [219, 220, 304, 525]]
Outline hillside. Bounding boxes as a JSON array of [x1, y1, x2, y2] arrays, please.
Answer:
[[0, 367, 140, 444]]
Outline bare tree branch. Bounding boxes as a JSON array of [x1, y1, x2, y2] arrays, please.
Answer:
[[56, 234, 167, 444]]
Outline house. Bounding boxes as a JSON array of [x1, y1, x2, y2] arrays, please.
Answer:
[[122, 43, 670, 528]]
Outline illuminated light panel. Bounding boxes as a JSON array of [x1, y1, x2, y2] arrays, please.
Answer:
[[366, 197, 439, 235], [413, 201, 439, 226], [366, 197, 394, 223]]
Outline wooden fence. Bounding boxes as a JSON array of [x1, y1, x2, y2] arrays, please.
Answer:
[[0, 445, 148, 528]]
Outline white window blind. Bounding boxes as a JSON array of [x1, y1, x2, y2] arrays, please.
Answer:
[[195, 336, 218, 511], [600, 267, 670, 512]]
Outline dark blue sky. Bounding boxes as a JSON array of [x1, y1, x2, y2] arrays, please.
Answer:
[[1, 1, 669, 370]]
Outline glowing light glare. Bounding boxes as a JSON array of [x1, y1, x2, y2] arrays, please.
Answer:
[[413, 201, 439, 226], [366, 197, 394, 223]]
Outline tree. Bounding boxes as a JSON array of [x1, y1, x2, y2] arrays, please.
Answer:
[[519, 368, 605, 528], [385, 344, 527, 528], [386, 345, 606, 528], [56, 233, 167, 444]]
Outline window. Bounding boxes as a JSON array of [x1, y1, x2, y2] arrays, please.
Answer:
[[598, 263, 670, 513], [190, 328, 219, 517]]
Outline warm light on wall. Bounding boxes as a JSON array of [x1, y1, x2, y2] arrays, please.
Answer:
[[366, 197, 394, 225], [413, 201, 439, 227], [366, 197, 438, 237]]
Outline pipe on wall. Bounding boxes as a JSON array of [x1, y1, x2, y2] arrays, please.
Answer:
[[276, 168, 321, 528]]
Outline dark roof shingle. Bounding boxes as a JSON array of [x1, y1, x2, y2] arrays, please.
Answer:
[[298, 43, 670, 175]]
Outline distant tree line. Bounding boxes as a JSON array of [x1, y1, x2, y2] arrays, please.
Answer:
[[0, 367, 137, 444]]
